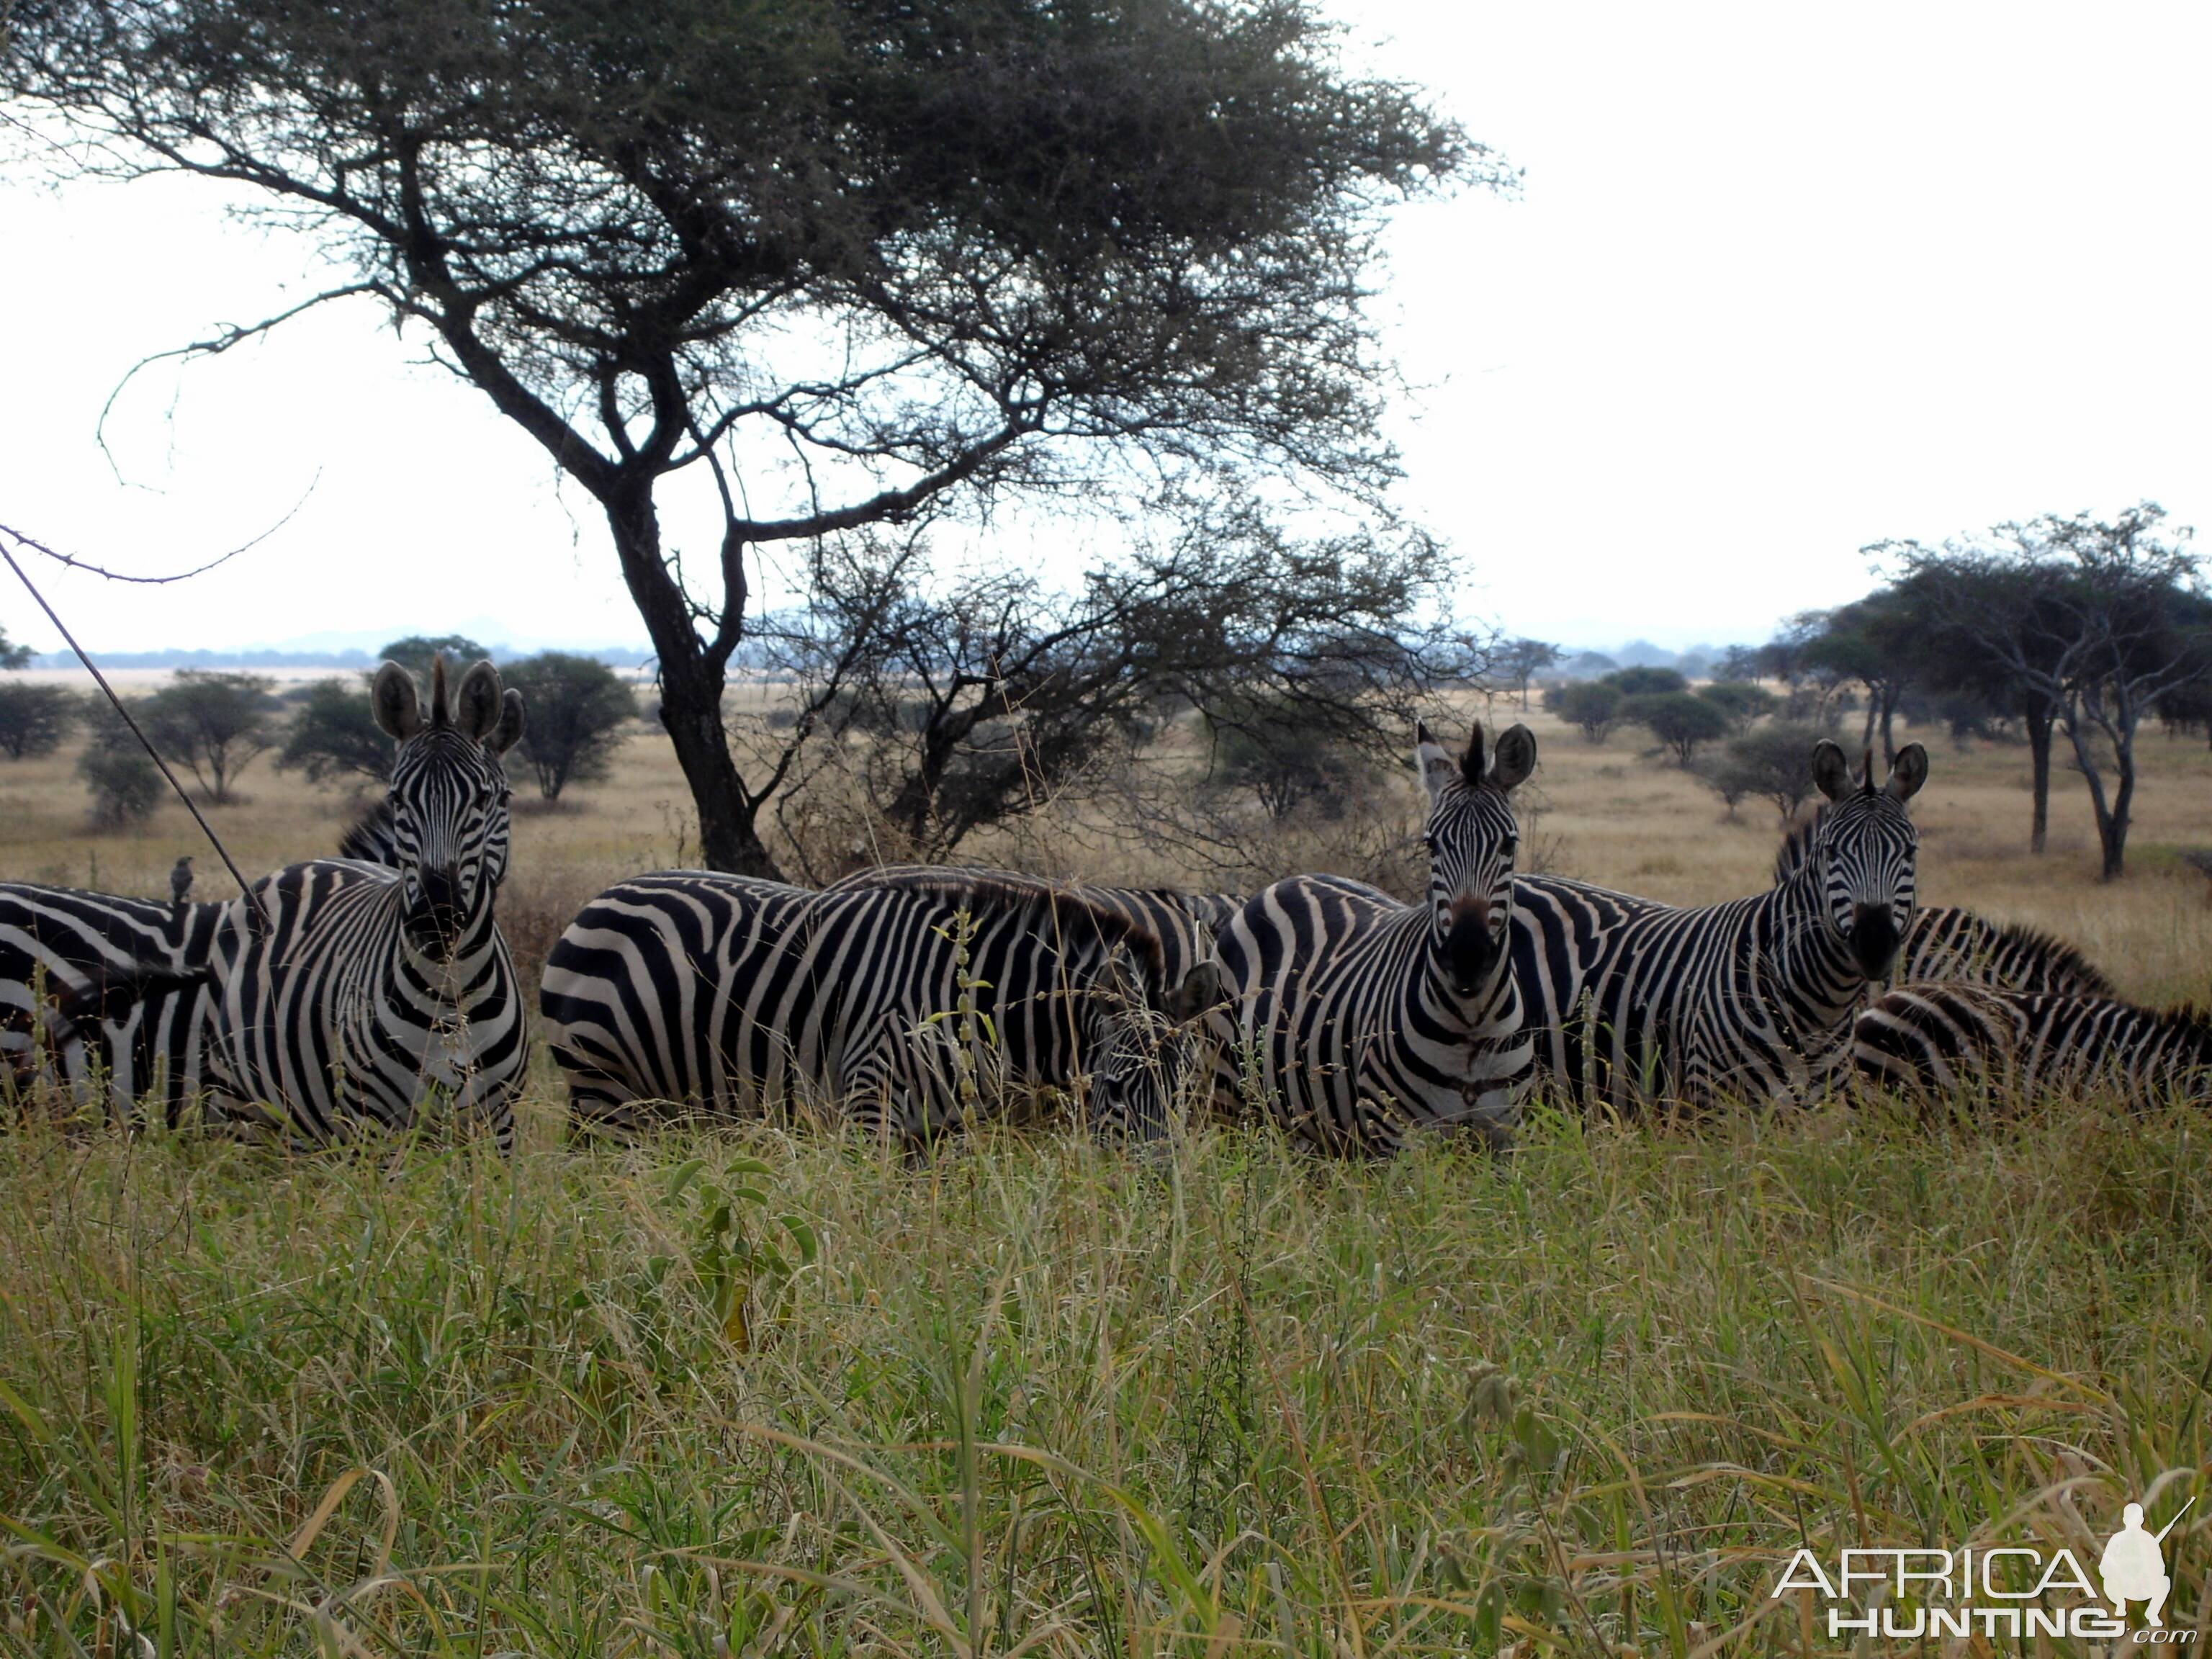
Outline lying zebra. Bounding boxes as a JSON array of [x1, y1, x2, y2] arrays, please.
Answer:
[[539, 866, 1227, 1146], [1853, 984, 2212, 1110], [1515, 741, 1929, 1112]]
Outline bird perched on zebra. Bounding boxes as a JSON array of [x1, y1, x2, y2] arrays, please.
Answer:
[[1771, 812, 2111, 994], [1521, 740, 1928, 1112], [169, 856, 194, 906], [539, 866, 1228, 1146], [1853, 983, 2212, 1110], [202, 656, 529, 1147], [1212, 719, 1537, 1156]]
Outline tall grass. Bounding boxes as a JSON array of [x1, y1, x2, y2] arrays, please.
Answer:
[[1, 1098, 2205, 1655]]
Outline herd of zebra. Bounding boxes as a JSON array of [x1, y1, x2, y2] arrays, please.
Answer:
[[1, 658, 2206, 1156]]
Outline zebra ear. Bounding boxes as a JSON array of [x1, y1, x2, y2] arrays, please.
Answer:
[[1884, 743, 1929, 802], [487, 687, 526, 756], [1164, 958, 1230, 1023], [453, 660, 505, 743], [1490, 723, 1537, 792], [1416, 721, 1459, 804], [1811, 739, 1852, 802], [371, 662, 423, 741]]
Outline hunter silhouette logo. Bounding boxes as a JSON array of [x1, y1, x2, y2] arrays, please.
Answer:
[[2103, 1498, 2193, 1627]]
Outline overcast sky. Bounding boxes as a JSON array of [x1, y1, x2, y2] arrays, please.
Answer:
[[1, 1, 2206, 657]]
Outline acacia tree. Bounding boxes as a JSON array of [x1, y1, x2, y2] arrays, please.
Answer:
[[1497, 638, 1561, 710], [141, 669, 277, 802], [5, 0, 1483, 875], [1885, 504, 2210, 878]]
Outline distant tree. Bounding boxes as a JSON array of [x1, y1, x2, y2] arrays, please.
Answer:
[[1622, 690, 1730, 765], [276, 674, 392, 784], [1604, 665, 1688, 697], [1696, 680, 1776, 734], [379, 636, 493, 679], [140, 670, 277, 804], [1558, 651, 1620, 680], [1786, 590, 1927, 763], [0, 627, 33, 672], [1881, 503, 2211, 878], [1497, 638, 1563, 710], [500, 652, 635, 800], [1713, 644, 1767, 683], [0, 682, 78, 759], [1696, 721, 1839, 822], [1547, 680, 1623, 743], [76, 714, 163, 830]]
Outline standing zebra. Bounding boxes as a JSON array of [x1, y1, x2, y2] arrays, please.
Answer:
[[1213, 720, 1537, 1155], [1853, 984, 2212, 1110], [1522, 740, 1928, 1111], [203, 657, 529, 1147], [540, 866, 1227, 1145], [1771, 814, 2112, 994]]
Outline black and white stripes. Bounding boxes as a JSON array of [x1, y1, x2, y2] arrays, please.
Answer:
[[1853, 984, 2212, 1109], [204, 658, 529, 1147], [540, 866, 1225, 1146], [1213, 721, 1537, 1154]]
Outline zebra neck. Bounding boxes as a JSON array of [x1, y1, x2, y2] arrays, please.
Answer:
[[1412, 909, 1517, 1036], [1759, 868, 1869, 1029], [386, 884, 508, 998]]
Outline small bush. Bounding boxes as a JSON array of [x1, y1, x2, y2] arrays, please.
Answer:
[[1696, 720, 1840, 820], [76, 716, 163, 830], [1545, 680, 1622, 743], [1601, 665, 1688, 697], [500, 652, 639, 800], [1696, 680, 1776, 734], [277, 674, 392, 784], [1621, 691, 1729, 764]]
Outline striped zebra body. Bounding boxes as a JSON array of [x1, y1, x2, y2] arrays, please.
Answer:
[[1771, 814, 2110, 994], [1853, 984, 2212, 1108], [1524, 741, 1928, 1111], [0, 886, 225, 1118], [1213, 721, 1536, 1155], [541, 868, 1223, 1144], [202, 658, 529, 1147]]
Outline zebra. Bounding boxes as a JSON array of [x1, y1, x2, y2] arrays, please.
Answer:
[[201, 656, 529, 1147], [539, 866, 1229, 1145], [1519, 740, 1928, 1112], [1852, 984, 2212, 1110], [1771, 813, 2113, 994], [0, 886, 225, 1117], [1211, 719, 1537, 1156]]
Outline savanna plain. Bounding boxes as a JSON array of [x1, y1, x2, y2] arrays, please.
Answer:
[[1, 698, 2208, 1655]]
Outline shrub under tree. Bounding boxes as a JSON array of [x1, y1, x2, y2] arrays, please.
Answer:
[[277, 675, 394, 784], [140, 670, 278, 804], [1696, 680, 1776, 734], [0, 682, 78, 760], [1696, 721, 1841, 822], [1546, 680, 1623, 743], [500, 652, 637, 801], [1205, 692, 1379, 822]]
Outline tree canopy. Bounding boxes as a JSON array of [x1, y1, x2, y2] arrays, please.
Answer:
[[4, 0, 1489, 874]]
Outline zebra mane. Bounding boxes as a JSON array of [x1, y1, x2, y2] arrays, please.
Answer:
[[1990, 921, 2117, 997], [836, 866, 1169, 987], [1771, 810, 1821, 886], [337, 798, 399, 866]]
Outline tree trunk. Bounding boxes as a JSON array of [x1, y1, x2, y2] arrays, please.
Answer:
[[2024, 692, 2054, 855], [603, 489, 783, 878], [2060, 714, 2129, 881], [1877, 685, 1897, 766]]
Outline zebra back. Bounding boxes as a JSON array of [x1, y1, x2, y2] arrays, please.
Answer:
[[542, 867, 1213, 1143], [1853, 984, 2212, 1108]]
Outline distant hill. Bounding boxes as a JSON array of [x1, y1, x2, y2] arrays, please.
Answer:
[[32, 645, 655, 670]]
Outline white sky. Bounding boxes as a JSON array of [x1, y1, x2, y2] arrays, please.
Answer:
[[1, 1, 2206, 657]]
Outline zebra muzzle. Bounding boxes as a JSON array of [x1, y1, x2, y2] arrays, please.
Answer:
[[1440, 909, 1503, 999], [1848, 903, 1902, 979]]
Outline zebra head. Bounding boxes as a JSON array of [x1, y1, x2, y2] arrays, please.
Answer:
[[370, 656, 526, 948], [1807, 739, 1928, 978], [1417, 719, 1537, 1000], [1089, 953, 1231, 1141]]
